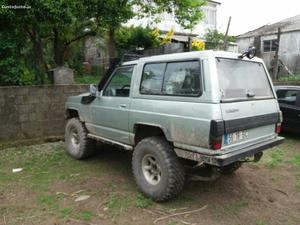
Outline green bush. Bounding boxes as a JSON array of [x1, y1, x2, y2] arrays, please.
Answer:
[[18, 67, 35, 86], [115, 26, 160, 53], [278, 74, 300, 82]]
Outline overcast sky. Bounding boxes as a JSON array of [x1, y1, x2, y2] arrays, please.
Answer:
[[217, 0, 300, 35]]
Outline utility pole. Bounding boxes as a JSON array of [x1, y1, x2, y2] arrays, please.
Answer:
[[223, 16, 232, 51], [273, 27, 281, 80]]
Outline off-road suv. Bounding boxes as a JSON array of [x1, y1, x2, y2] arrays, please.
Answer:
[[65, 50, 284, 201]]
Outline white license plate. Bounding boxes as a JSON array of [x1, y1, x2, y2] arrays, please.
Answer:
[[224, 130, 248, 145]]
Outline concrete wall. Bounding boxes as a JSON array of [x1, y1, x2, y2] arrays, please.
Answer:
[[236, 31, 300, 73], [0, 85, 89, 141]]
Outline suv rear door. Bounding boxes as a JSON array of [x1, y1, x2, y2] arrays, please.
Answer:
[[215, 58, 279, 151]]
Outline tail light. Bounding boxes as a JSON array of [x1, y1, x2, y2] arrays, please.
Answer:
[[210, 120, 224, 150], [211, 137, 222, 150], [275, 123, 281, 134]]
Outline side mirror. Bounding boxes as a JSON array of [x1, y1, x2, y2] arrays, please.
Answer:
[[90, 84, 97, 96]]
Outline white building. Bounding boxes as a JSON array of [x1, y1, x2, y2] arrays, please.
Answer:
[[236, 14, 300, 73], [127, 0, 221, 37]]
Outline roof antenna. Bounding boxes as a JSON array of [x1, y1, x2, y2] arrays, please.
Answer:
[[239, 46, 256, 59]]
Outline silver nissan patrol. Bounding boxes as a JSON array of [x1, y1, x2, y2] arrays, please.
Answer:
[[65, 49, 284, 201]]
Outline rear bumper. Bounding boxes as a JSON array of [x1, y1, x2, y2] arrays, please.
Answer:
[[175, 136, 284, 167]]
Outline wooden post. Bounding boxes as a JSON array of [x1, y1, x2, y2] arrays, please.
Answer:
[[188, 36, 192, 52], [273, 27, 281, 80], [223, 16, 232, 51]]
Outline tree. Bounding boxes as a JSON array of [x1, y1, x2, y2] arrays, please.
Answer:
[[1, 0, 98, 83], [115, 26, 160, 52], [89, 0, 206, 64], [204, 29, 236, 50], [0, 0, 207, 85], [0, 3, 32, 85]]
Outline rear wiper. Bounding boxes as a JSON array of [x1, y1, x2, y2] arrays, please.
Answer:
[[247, 91, 255, 98]]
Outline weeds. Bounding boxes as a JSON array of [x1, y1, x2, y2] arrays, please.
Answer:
[[78, 211, 94, 221], [135, 193, 153, 209], [267, 148, 284, 168], [289, 155, 300, 167], [105, 193, 132, 218]]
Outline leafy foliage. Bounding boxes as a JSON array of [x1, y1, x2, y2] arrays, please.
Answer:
[[115, 26, 160, 52], [278, 74, 300, 81], [0, 0, 206, 86], [133, 0, 206, 30], [204, 29, 236, 50], [192, 39, 205, 51], [161, 29, 175, 45]]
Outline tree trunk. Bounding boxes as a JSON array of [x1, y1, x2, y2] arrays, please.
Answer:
[[30, 28, 45, 84], [107, 27, 117, 67], [54, 29, 65, 67]]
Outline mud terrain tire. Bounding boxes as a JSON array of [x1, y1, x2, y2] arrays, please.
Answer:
[[132, 136, 185, 202], [65, 118, 96, 159]]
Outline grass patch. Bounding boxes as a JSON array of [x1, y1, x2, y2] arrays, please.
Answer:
[[256, 218, 267, 225], [289, 155, 300, 167], [78, 211, 94, 221], [266, 148, 284, 168], [105, 193, 132, 218], [135, 193, 153, 209], [59, 207, 73, 218], [296, 174, 300, 191], [38, 195, 59, 211], [224, 200, 248, 214]]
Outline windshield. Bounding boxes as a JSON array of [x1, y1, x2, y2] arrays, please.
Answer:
[[216, 58, 274, 101]]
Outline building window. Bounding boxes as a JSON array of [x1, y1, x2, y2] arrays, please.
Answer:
[[263, 39, 278, 52], [203, 7, 216, 26]]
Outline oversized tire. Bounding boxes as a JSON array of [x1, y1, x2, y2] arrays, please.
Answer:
[[217, 162, 242, 175], [132, 136, 185, 202], [65, 118, 96, 159]]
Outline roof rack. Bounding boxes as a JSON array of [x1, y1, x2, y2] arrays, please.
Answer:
[[120, 53, 144, 64]]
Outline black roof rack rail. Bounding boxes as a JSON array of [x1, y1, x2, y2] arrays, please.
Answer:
[[120, 53, 144, 64]]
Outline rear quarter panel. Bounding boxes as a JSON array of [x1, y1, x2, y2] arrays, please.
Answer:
[[129, 56, 221, 150]]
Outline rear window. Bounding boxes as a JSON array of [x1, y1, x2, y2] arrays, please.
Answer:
[[216, 58, 274, 101], [277, 89, 299, 106]]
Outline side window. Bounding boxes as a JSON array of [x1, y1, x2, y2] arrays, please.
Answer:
[[140, 60, 202, 97], [277, 90, 299, 106], [103, 66, 133, 97], [162, 61, 201, 96], [140, 63, 166, 95]]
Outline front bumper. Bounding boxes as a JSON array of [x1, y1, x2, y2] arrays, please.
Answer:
[[175, 136, 284, 167]]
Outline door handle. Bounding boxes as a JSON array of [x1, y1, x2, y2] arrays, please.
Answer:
[[119, 104, 127, 109]]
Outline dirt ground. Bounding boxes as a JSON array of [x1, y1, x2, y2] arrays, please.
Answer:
[[0, 134, 300, 225]]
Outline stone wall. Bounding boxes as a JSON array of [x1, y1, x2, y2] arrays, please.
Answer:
[[0, 85, 89, 141]]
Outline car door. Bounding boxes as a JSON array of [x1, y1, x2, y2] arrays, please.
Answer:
[[277, 89, 300, 132], [86, 66, 134, 144]]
